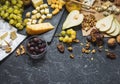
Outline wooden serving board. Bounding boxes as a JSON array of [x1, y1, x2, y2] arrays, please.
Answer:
[[81, 0, 120, 36], [18, 0, 65, 43]]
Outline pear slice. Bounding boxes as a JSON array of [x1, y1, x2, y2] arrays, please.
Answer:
[[108, 19, 120, 36], [96, 14, 114, 32], [106, 19, 116, 34], [62, 10, 84, 30]]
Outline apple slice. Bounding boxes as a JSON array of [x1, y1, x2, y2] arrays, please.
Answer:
[[62, 10, 84, 30], [106, 19, 116, 34], [96, 14, 114, 32], [108, 19, 120, 36]]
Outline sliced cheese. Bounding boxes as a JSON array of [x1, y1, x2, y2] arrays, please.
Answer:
[[0, 32, 8, 40], [26, 22, 54, 35], [32, 0, 43, 8], [106, 19, 116, 34], [96, 14, 114, 32], [109, 19, 120, 36]]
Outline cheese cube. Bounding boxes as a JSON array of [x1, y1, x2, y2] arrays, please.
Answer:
[[36, 13, 41, 19], [26, 12, 31, 18], [32, 20, 37, 24], [41, 15, 46, 20], [46, 14, 52, 19], [45, 8, 49, 14], [27, 22, 32, 25], [43, 4, 48, 8], [36, 7, 40, 11], [38, 19, 43, 23], [40, 9, 45, 14], [32, 10, 38, 14], [31, 15, 37, 20], [40, 4, 44, 9], [32, 0, 43, 8]]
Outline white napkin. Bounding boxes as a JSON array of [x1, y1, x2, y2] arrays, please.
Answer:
[[0, 18, 26, 61]]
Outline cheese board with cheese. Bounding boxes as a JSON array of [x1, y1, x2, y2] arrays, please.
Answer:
[[19, 0, 66, 43]]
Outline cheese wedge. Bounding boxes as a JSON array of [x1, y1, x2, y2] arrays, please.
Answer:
[[0, 32, 8, 40], [26, 22, 54, 35], [106, 19, 116, 34], [96, 14, 114, 32], [109, 19, 120, 36]]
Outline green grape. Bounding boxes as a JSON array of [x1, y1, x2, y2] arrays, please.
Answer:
[[15, 23, 21, 28], [23, 19, 29, 25], [4, 13, 9, 18], [59, 37, 64, 42], [13, 14, 17, 19], [9, 19, 14, 25], [16, 16, 21, 20], [9, 13, 14, 19], [61, 31, 66, 36], [5, 1, 10, 6], [13, 9, 19, 14], [0, 11, 5, 17], [11, 0, 17, 5], [0, 7, 2, 12], [63, 35, 69, 43], [17, 4, 22, 8], [18, 25, 24, 30], [18, 0, 23, 5], [8, 7, 13, 13], [3, 5, 8, 10], [13, 6, 19, 9]]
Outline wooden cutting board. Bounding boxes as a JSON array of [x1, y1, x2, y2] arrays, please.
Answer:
[[81, 0, 120, 37]]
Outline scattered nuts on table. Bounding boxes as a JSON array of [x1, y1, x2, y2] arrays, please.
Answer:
[[106, 51, 116, 59], [57, 43, 65, 53], [70, 54, 74, 59], [116, 35, 120, 44], [67, 47, 73, 52], [107, 38, 116, 47]]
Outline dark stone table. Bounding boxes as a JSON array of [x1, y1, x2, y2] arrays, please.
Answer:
[[0, 9, 120, 84]]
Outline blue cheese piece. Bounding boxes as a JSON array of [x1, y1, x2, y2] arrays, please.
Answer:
[[82, 0, 95, 9]]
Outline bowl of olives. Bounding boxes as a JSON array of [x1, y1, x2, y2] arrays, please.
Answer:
[[25, 35, 47, 59]]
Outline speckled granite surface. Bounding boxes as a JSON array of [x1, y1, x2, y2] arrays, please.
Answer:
[[0, 10, 120, 84]]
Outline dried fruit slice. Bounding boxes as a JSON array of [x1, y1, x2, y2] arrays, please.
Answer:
[[96, 14, 114, 32], [109, 19, 120, 36], [106, 19, 116, 34], [62, 10, 84, 30]]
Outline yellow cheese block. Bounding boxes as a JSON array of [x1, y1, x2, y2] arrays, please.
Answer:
[[32, 0, 43, 8], [26, 22, 54, 35]]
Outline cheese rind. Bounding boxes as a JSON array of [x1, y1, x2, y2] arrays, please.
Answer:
[[26, 23, 54, 35]]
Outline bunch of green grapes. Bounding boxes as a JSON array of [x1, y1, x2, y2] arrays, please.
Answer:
[[0, 0, 24, 30], [59, 29, 77, 43]]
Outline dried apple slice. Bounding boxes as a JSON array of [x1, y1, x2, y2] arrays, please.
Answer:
[[96, 14, 114, 32]]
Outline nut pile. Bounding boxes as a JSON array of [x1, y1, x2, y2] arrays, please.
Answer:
[[82, 14, 96, 31]]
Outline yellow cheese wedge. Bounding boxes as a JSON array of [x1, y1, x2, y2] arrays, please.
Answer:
[[26, 23, 54, 35]]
